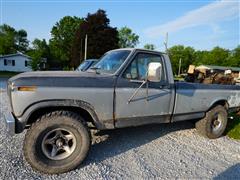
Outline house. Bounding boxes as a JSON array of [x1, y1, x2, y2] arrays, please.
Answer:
[[0, 52, 32, 72], [195, 65, 240, 78]]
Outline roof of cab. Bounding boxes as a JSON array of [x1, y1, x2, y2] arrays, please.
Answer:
[[109, 48, 166, 54]]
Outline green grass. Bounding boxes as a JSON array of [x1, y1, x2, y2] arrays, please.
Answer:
[[0, 71, 21, 78], [174, 77, 184, 81], [226, 113, 240, 140]]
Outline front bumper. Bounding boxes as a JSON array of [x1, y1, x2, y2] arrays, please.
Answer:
[[4, 112, 16, 136]]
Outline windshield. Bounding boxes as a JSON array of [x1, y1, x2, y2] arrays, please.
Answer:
[[77, 60, 98, 71], [77, 61, 92, 71], [92, 50, 131, 74]]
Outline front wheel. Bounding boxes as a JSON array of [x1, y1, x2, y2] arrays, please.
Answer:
[[195, 105, 228, 139], [23, 111, 91, 174]]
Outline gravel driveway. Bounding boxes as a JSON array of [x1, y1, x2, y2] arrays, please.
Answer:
[[0, 81, 239, 179]]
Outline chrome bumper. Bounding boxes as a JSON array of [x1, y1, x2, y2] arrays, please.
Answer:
[[4, 112, 16, 136]]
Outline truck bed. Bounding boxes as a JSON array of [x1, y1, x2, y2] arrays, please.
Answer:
[[173, 82, 240, 122]]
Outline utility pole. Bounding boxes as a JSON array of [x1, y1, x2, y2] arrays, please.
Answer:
[[178, 58, 182, 76], [164, 32, 168, 54], [80, 39, 83, 64], [84, 34, 88, 60]]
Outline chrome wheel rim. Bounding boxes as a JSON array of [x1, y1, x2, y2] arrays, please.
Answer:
[[41, 128, 77, 160], [212, 113, 223, 133]]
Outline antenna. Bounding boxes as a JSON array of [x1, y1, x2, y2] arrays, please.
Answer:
[[163, 32, 168, 54]]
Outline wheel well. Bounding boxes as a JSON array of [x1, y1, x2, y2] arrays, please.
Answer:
[[26, 106, 95, 128], [209, 100, 229, 111]]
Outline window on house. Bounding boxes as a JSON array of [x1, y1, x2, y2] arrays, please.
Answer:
[[25, 61, 28, 67], [4, 59, 14, 66]]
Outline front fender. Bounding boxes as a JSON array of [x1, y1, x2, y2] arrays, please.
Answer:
[[16, 99, 113, 133]]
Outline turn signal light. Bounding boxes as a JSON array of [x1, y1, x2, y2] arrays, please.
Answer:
[[18, 86, 37, 91]]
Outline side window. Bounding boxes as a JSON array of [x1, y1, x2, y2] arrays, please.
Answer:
[[123, 53, 165, 81]]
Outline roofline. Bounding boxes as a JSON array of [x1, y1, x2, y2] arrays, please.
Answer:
[[0, 53, 31, 59], [108, 48, 166, 54]]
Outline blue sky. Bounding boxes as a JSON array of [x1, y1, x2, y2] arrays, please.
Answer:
[[0, 0, 239, 51]]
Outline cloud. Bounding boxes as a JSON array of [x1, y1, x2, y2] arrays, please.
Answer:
[[144, 0, 239, 38]]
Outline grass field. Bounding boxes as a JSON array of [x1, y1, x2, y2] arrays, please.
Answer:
[[0, 71, 20, 78], [226, 113, 240, 140]]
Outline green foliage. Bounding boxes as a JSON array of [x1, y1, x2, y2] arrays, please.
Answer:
[[0, 71, 20, 77], [16, 29, 29, 52], [144, 44, 156, 50], [72, 9, 119, 67], [226, 113, 240, 140], [49, 16, 83, 68], [32, 39, 51, 58], [27, 38, 52, 70], [27, 50, 42, 71], [0, 24, 16, 54], [168, 45, 195, 75], [168, 45, 240, 75], [207, 47, 229, 66], [227, 45, 240, 67], [0, 24, 29, 54], [118, 26, 139, 48], [1, 17, 239, 72]]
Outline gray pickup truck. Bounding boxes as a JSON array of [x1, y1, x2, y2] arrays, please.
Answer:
[[4, 48, 240, 174]]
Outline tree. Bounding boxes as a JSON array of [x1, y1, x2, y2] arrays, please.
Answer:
[[168, 45, 239, 76], [32, 39, 51, 59], [16, 29, 29, 52], [27, 38, 52, 70], [193, 50, 210, 66], [0, 24, 29, 54], [168, 45, 195, 75], [118, 26, 139, 48], [49, 16, 83, 68], [0, 24, 16, 54], [72, 9, 119, 67], [144, 44, 156, 50], [227, 45, 240, 67], [208, 47, 229, 66], [27, 50, 42, 71]]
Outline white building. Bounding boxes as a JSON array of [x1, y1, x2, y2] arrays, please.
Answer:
[[0, 53, 32, 72]]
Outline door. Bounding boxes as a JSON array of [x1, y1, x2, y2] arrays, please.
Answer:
[[114, 52, 174, 127]]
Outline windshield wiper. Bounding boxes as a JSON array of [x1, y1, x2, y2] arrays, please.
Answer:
[[90, 67, 100, 70]]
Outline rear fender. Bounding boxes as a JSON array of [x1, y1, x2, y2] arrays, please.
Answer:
[[208, 99, 229, 111]]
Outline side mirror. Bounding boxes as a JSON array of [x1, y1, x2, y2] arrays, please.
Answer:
[[125, 73, 132, 79], [147, 62, 162, 82]]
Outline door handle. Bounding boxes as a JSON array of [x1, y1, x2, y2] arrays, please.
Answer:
[[159, 85, 170, 89]]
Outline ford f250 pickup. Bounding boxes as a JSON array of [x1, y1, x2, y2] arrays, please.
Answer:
[[4, 48, 240, 174]]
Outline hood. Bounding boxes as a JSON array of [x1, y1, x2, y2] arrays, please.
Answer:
[[9, 71, 115, 88]]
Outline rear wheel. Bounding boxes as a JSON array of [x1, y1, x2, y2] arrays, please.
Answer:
[[195, 105, 228, 139], [23, 111, 91, 174]]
